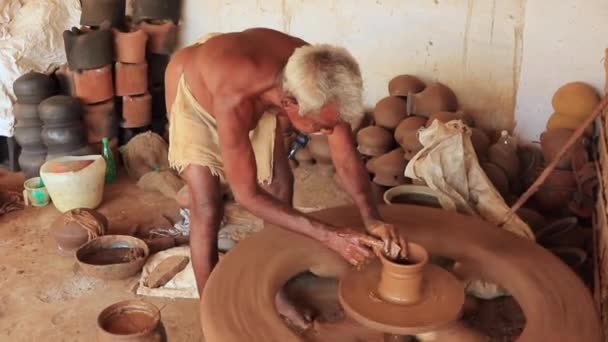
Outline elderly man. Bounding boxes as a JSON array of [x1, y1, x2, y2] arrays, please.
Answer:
[[165, 28, 405, 327]]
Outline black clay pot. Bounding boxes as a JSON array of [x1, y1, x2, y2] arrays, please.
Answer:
[[18, 148, 47, 178], [63, 26, 114, 71], [150, 84, 166, 118], [14, 125, 44, 149], [147, 53, 169, 87], [133, 0, 182, 24], [13, 72, 57, 104], [80, 0, 126, 28], [42, 125, 88, 154], [39, 96, 88, 154], [14, 103, 40, 123]]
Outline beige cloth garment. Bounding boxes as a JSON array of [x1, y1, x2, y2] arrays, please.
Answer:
[[168, 33, 277, 184]]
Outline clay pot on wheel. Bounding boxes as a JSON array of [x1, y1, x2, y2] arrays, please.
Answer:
[[393, 116, 426, 160], [138, 21, 178, 55], [83, 100, 118, 143], [367, 148, 407, 187], [115, 62, 148, 96], [470, 128, 490, 161], [63, 26, 114, 71], [388, 75, 426, 97], [80, 0, 126, 28], [73, 65, 114, 104], [373, 96, 407, 130], [13, 72, 57, 104], [356, 126, 394, 157], [481, 162, 510, 198], [51, 208, 108, 255], [406, 82, 458, 117], [540, 128, 587, 170], [133, 0, 182, 24], [113, 28, 148, 64], [377, 243, 428, 304], [122, 94, 152, 128]]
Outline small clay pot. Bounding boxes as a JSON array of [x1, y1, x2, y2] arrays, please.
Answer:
[[138, 21, 178, 55], [308, 135, 332, 165], [552, 82, 600, 119], [51, 208, 108, 255], [97, 300, 162, 342], [377, 243, 428, 305], [84, 100, 118, 143], [356, 126, 394, 157], [516, 207, 547, 234], [53, 64, 76, 96], [150, 84, 167, 118], [113, 28, 148, 64], [470, 128, 490, 160], [388, 75, 426, 97], [73, 65, 115, 104], [407, 82, 458, 117], [546, 112, 593, 136], [373, 96, 408, 130], [481, 162, 510, 198], [426, 111, 474, 127], [488, 143, 520, 181], [367, 148, 407, 187], [133, 0, 182, 24], [18, 148, 47, 179], [13, 72, 57, 104], [81, 0, 126, 28], [394, 116, 426, 145], [63, 26, 114, 71], [122, 93, 152, 128], [38, 95, 83, 126], [115, 62, 148, 96], [540, 128, 587, 170]]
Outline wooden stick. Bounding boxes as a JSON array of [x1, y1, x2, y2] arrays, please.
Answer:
[[500, 95, 608, 226]]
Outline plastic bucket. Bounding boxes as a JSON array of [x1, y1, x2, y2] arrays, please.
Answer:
[[40, 155, 106, 213], [23, 177, 50, 207]]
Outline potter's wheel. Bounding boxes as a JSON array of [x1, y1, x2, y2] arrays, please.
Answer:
[[201, 205, 602, 341]]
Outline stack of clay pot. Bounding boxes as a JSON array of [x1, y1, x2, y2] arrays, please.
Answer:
[[39, 96, 92, 160], [12, 72, 58, 178]]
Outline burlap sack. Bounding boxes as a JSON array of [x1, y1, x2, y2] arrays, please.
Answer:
[[119, 131, 170, 180]]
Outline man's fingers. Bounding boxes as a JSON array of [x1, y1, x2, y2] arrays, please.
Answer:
[[358, 234, 384, 249], [399, 235, 409, 259]]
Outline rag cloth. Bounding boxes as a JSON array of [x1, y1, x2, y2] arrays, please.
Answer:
[[405, 120, 534, 299], [168, 33, 277, 185]]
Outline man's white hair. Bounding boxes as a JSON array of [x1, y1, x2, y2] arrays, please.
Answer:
[[282, 44, 364, 124]]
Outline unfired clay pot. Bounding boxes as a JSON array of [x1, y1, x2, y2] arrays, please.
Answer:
[[63, 26, 114, 71], [73, 65, 114, 104], [388, 75, 426, 97], [470, 128, 490, 160], [147, 54, 170, 87], [488, 142, 520, 181], [534, 168, 576, 214], [356, 126, 394, 157], [80, 0, 126, 28], [407, 82, 458, 117], [552, 82, 600, 119], [51, 208, 108, 255], [426, 111, 474, 127], [84, 100, 118, 143], [54, 64, 76, 96], [138, 21, 178, 55], [547, 112, 593, 136], [133, 0, 182, 24], [113, 28, 148, 64], [115, 62, 148, 96], [122, 93, 152, 128], [540, 128, 587, 170], [377, 243, 428, 304], [367, 148, 407, 187], [394, 116, 426, 145], [308, 135, 332, 165], [373, 96, 408, 130], [481, 162, 510, 198], [13, 72, 57, 104]]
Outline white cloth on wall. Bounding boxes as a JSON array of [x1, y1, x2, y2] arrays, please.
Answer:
[[0, 0, 81, 137]]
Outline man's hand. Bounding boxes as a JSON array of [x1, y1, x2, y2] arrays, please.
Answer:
[[365, 219, 408, 260], [323, 227, 383, 266]]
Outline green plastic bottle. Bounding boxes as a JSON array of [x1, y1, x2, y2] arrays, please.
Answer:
[[101, 137, 117, 184]]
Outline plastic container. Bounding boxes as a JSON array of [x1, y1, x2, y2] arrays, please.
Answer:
[[40, 155, 106, 212], [22, 177, 50, 207]]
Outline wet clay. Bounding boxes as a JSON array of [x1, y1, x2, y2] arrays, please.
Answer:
[[73, 65, 114, 104], [367, 148, 407, 187], [103, 311, 155, 335], [552, 82, 600, 119], [407, 82, 458, 117], [356, 126, 394, 157], [76, 235, 150, 280], [201, 205, 601, 341], [373, 97, 408, 130], [388, 75, 426, 97]]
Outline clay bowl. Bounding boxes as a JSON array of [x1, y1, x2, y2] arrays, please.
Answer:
[[481, 162, 510, 198], [356, 126, 394, 157], [408, 82, 458, 117], [470, 128, 490, 161], [540, 128, 587, 170], [383, 185, 442, 209], [388, 74, 426, 97], [367, 148, 407, 187], [52, 208, 108, 256], [76, 235, 149, 280], [97, 300, 162, 342], [373, 96, 408, 130]]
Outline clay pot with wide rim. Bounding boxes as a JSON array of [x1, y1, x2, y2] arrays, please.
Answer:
[[388, 75, 426, 97], [13, 72, 57, 104], [113, 28, 148, 64], [84, 100, 118, 143], [407, 82, 458, 117], [552, 82, 600, 119], [51, 208, 108, 255], [54, 64, 76, 96], [97, 300, 162, 342], [133, 0, 182, 24], [39, 96, 88, 154], [481, 162, 510, 198], [540, 128, 587, 170], [356, 126, 394, 157], [533, 168, 576, 215], [18, 148, 47, 179], [122, 93, 152, 128], [73, 65, 114, 104], [63, 26, 114, 71], [377, 243, 428, 305], [81, 0, 126, 28], [367, 148, 407, 187], [470, 128, 490, 161], [148, 53, 170, 87], [115, 62, 148, 96], [373, 96, 408, 130], [426, 111, 474, 127], [138, 21, 178, 55], [488, 142, 520, 181]]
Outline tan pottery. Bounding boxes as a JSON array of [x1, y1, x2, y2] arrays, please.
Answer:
[[407, 82, 458, 117], [388, 75, 426, 97], [122, 93, 153, 128], [373, 96, 408, 130], [367, 148, 407, 187], [377, 243, 428, 304], [73, 65, 114, 104], [113, 28, 148, 64], [115, 62, 148, 96], [356, 126, 394, 157]]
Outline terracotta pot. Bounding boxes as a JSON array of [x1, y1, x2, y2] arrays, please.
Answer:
[[138, 21, 178, 55], [122, 93, 152, 128], [53, 64, 76, 96], [51, 208, 108, 255], [13, 72, 57, 104], [84, 100, 118, 143], [150, 84, 166, 118], [407, 82, 458, 117], [516, 207, 547, 234], [356, 126, 394, 157], [426, 111, 474, 127], [14, 103, 40, 124], [308, 135, 332, 164], [552, 82, 600, 119], [76, 235, 150, 280], [147, 53, 170, 87], [18, 148, 47, 179], [488, 143, 520, 181], [470, 128, 490, 160], [14, 125, 44, 149], [547, 112, 593, 136], [81, 0, 126, 28], [112, 28, 148, 64], [97, 300, 162, 342], [63, 26, 114, 71], [388, 75, 426, 97], [481, 162, 510, 198], [73, 65, 115, 104], [394, 116, 426, 145], [540, 128, 587, 170], [373, 96, 407, 130], [534, 168, 576, 214], [377, 243, 428, 305], [115, 62, 148, 96], [133, 0, 182, 24], [367, 148, 407, 187]]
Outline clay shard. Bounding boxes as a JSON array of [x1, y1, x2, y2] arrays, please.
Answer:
[[388, 75, 426, 97], [426, 111, 474, 127], [138, 21, 178, 55], [144, 255, 190, 288], [122, 93, 153, 128], [51, 208, 108, 254], [13, 72, 57, 104], [552, 81, 600, 119], [407, 82, 458, 117], [133, 0, 182, 24], [115, 62, 148, 96], [83, 100, 118, 143], [63, 26, 114, 71], [373, 96, 408, 130], [80, 0, 126, 28], [113, 28, 148, 64], [356, 126, 394, 157], [73, 65, 115, 104], [368, 148, 407, 187]]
